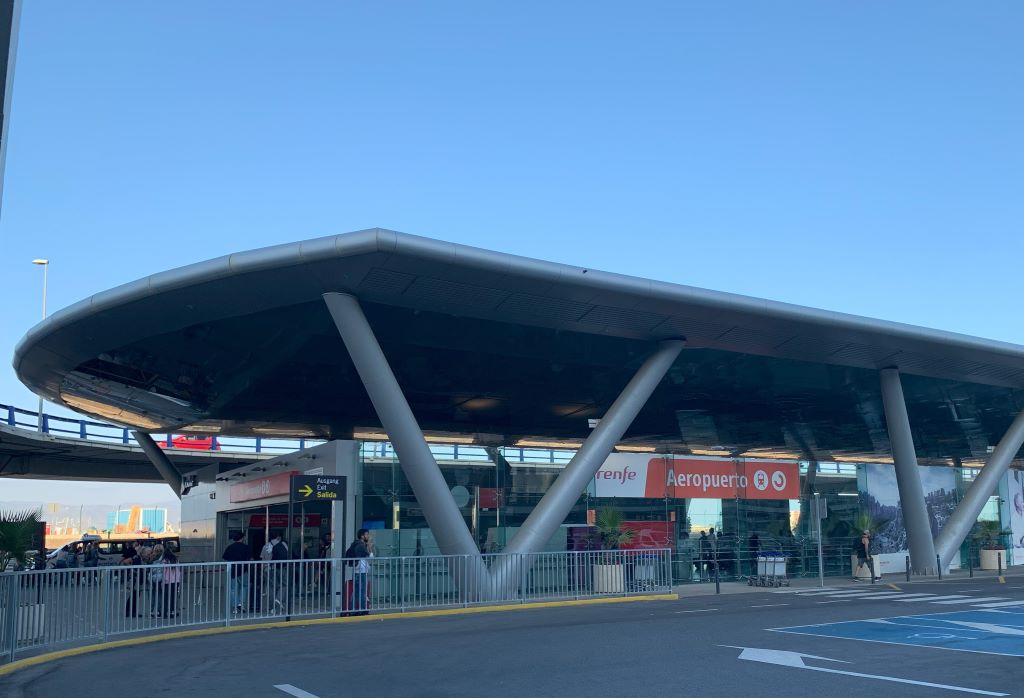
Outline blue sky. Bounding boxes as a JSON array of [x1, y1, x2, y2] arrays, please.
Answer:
[[2, 2, 1022, 504]]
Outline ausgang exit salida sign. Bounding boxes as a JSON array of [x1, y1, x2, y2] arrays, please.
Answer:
[[292, 474, 346, 501]]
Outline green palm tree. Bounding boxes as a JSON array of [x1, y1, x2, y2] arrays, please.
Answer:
[[596, 508, 635, 551], [0, 508, 42, 571]]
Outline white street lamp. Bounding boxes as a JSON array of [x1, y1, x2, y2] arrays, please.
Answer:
[[32, 259, 49, 431]]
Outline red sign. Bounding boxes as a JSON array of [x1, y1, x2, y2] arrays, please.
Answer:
[[620, 521, 673, 549], [248, 514, 323, 528], [230, 472, 294, 503], [478, 488, 503, 509], [594, 455, 799, 500]]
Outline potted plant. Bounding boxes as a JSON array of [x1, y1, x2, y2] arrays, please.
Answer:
[[973, 520, 1009, 570], [0, 508, 46, 644], [592, 508, 635, 593]]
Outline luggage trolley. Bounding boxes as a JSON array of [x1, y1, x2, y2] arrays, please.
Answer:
[[749, 552, 789, 587]]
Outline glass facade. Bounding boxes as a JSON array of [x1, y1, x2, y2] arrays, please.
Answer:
[[354, 443, 1017, 580]]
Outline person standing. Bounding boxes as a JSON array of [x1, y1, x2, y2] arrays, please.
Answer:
[[222, 531, 251, 614], [83, 542, 100, 584], [747, 532, 760, 577], [853, 530, 881, 581], [147, 544, 165, 617], [347, 529, 373, 615], [120, 543, 142, 617], [268, 530, 289, 613], [159, 547, 182, 618]]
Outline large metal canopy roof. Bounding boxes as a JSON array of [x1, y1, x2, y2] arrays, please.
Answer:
[[13, 228, 1024, 465]]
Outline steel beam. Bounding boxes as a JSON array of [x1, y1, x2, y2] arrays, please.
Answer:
[[132, 431, 183, 499], [879, 368, 938, 574], [503, 339, 684, 558], [322, 292, 481, 560], [934, 409, 1024, 568]]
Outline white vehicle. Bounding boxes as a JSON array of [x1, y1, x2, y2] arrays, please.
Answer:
[[45, 534, 102, 567], [46, 536, 180, 568]]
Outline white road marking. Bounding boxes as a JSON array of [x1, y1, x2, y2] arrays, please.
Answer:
[[810, 592, 904, 599], [816, 600, 852, 604], [724, 645, 1006, 695], [945, 621, 1024, 636], [750, 603, 790, 608], [674, 608, 717, 613], [274, 685, 321, 698], [932, 597, 1007, 605], [973, 600, 1024, 608], [894, 595, 970, 603], [771, 587, 840, 594]]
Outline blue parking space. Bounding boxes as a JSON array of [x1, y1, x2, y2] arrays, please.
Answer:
[[773, 608, 1024, 657]]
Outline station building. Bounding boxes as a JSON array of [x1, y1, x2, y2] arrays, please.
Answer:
[[13, 230, 1024, 579]]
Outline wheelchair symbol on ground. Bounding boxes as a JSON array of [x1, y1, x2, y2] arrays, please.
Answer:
[[772, 609, 1024, 657]]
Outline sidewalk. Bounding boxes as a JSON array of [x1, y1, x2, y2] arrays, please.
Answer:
[[673, 567, 1019, 597]]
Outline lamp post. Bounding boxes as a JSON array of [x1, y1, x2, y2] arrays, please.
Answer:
[[32, 259, 49, 432]]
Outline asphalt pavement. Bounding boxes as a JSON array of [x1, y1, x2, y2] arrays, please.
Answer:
[[2, 573, 1022, 698]]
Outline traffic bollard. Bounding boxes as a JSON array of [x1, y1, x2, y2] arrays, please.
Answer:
[[998, 552, 1003, 577], [936, 553, 942, 580], [969, 549, 974, 578], [905, 555, 910, 582]]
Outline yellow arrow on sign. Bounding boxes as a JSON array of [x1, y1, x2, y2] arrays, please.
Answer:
[[299, 484, 313, 498]]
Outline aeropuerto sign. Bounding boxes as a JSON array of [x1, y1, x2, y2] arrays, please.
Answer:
[[594, 455, 799, 500]]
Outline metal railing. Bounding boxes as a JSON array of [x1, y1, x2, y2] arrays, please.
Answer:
[[0, 549, 671, 663], [1, 402, 573, 463]]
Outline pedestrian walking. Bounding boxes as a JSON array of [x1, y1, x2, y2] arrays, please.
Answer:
[[853, 529, 881, 581]]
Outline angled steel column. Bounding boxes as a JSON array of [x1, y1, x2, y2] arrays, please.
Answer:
[[322, 292, 481, 560], [133, 431, 183, 499], [879, 368, 938, 575], [505, 339, 684, 557], [934, 409, 1024, 568]]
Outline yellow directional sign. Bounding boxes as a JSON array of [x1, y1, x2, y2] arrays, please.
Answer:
[[292, 475, 346, 502]]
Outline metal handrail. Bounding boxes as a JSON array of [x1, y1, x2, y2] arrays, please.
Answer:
[[0, 549, 673, 663], [0, 402, 573, 463]]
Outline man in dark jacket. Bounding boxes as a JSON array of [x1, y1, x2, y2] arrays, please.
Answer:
[[268, 530, 289, 612], [347, 529, 373, 615], [222, 531, 251, 613]]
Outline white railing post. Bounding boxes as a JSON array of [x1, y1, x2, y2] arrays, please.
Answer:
[[224, 563, 232, 627]]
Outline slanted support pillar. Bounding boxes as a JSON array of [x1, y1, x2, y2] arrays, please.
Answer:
[[504, 339, 685, 557], [879, 368, 937, 575], [322, 292, 481, 560], [133, 431, 183, 499], [934, 409, 1024, 568]]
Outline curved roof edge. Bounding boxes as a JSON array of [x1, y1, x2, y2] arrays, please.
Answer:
[[14, 228, 1024, 404]]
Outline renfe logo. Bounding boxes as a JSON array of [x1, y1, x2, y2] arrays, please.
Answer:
[[596, 466, 637, 484], [594, 454, 800, 500]]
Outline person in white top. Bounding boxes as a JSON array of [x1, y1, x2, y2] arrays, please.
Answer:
[[349, 529, 374, 615]]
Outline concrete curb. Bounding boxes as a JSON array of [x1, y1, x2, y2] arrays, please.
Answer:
[[0, 592, 678, 677]]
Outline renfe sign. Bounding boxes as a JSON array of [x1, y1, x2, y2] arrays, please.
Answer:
[[594, 455, 799, 500], [229, 472, 293, 503]]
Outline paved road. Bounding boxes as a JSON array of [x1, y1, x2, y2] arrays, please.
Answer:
[[3, 575, 1022, 697]]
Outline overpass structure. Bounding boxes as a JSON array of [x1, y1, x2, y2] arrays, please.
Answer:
[[12, 229, 1024, 573]]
